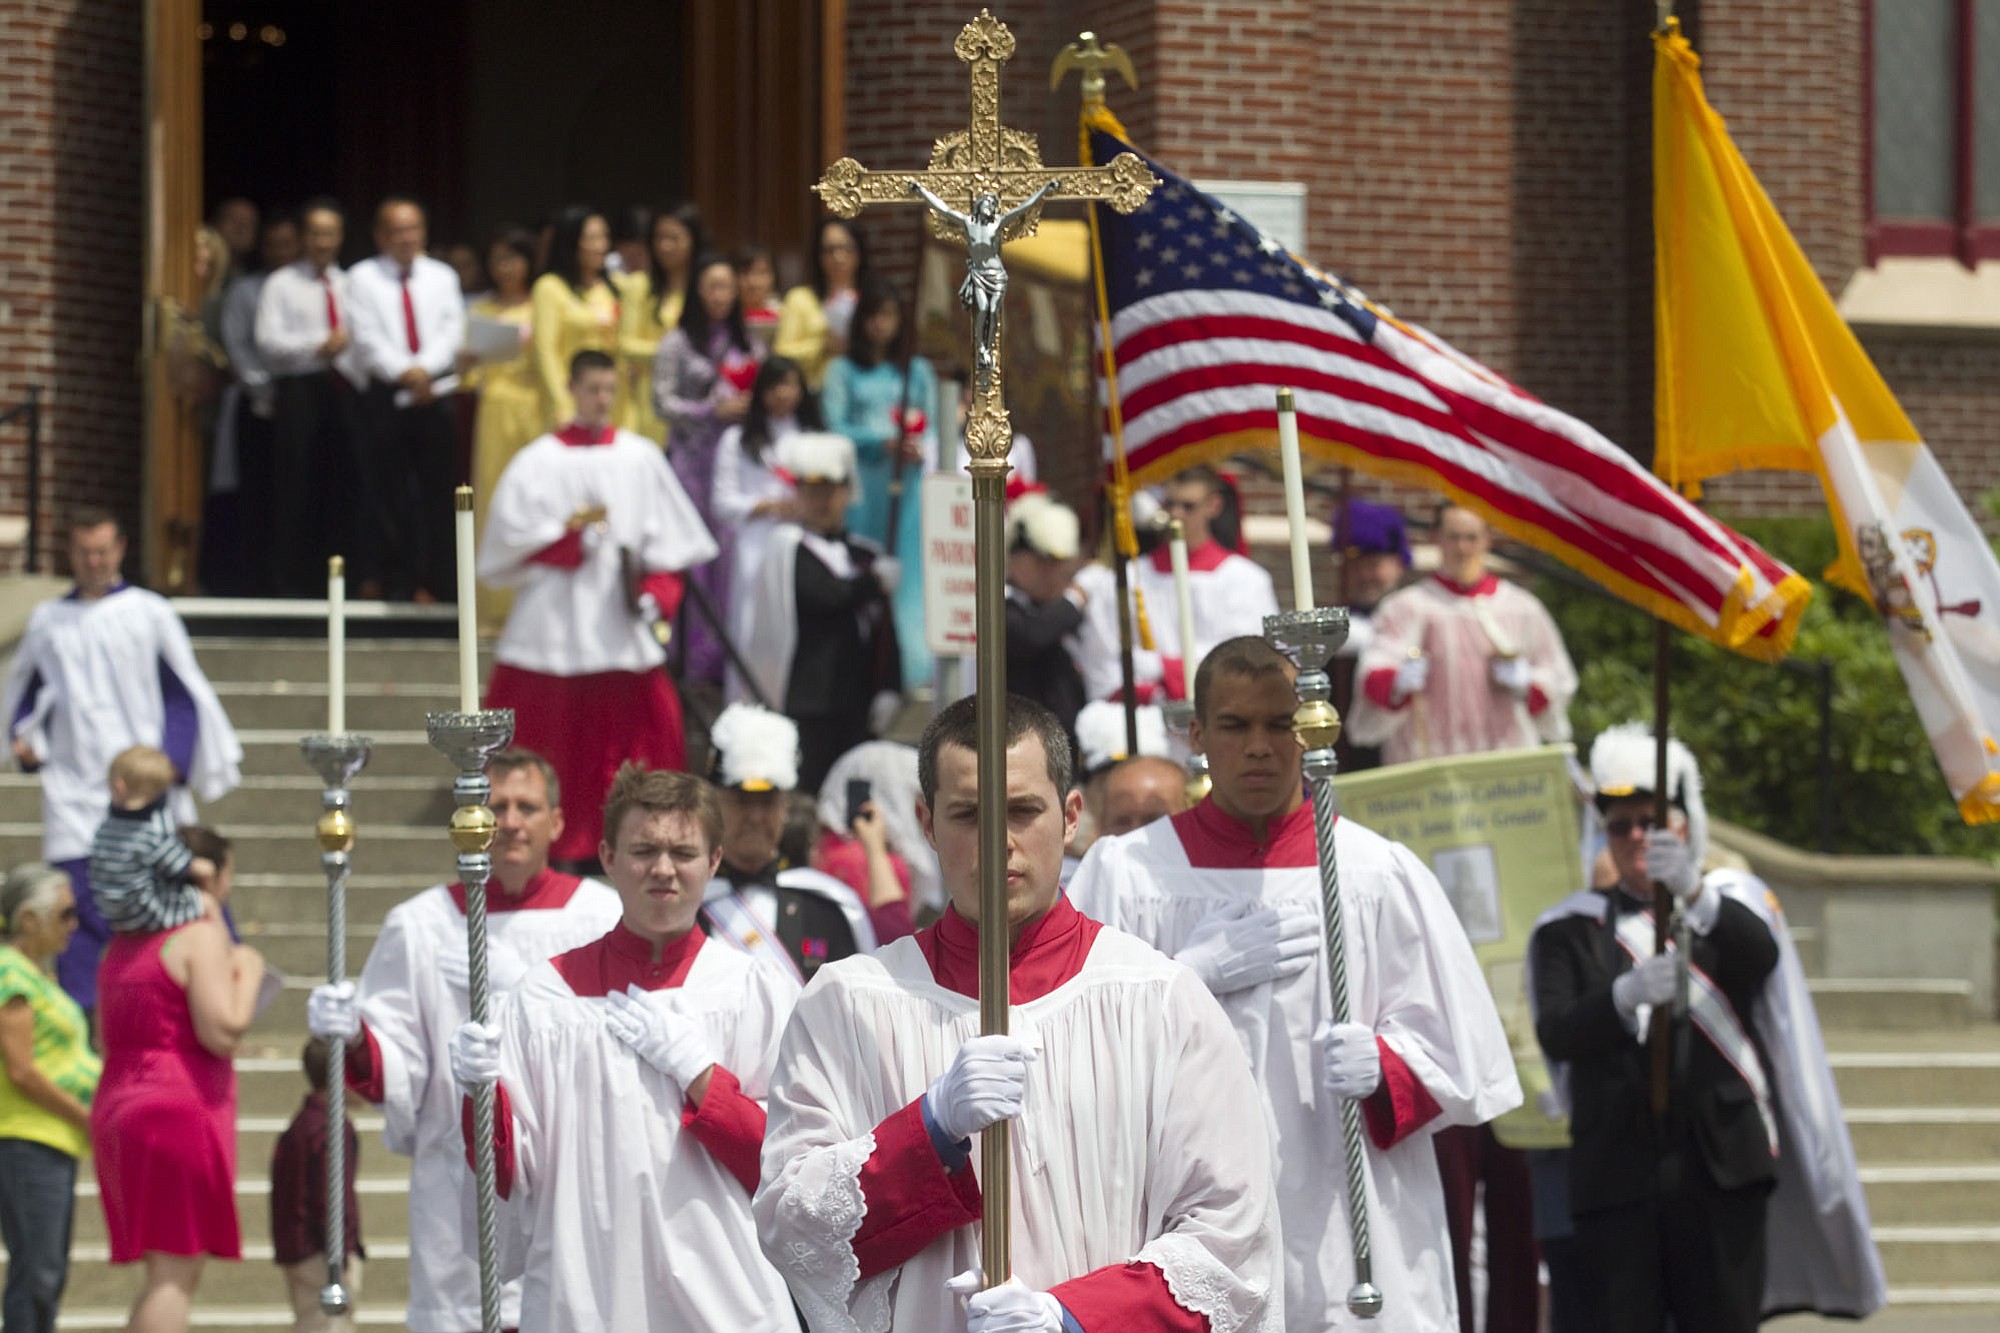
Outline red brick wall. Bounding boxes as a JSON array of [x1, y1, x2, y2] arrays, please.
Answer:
[[0, 0, 144, 573]]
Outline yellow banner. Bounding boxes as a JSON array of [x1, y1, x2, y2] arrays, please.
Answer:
[[1336, 746, 1581, 1148]]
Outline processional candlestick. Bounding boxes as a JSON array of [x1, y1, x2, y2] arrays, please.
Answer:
[[812, 8, 1157, 1285]]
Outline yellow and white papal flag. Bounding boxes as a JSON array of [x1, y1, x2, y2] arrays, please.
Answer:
[[1651, 19, 2000, 826]]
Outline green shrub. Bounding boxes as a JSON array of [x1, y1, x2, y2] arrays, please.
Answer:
[[1537, 512, 1999, 862]]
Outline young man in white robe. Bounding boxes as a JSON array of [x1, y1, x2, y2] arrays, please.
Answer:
[[477, 348, 718, 865], [1347, 504, 1576, 766], [757, 693, 1283, 1333], [2, 509, 241, 1013], [1069, 636, 1522, 1333], [1075, 466, 1279, 704], [450, 765, 800, 1333], [304, 749, 620, 1333]]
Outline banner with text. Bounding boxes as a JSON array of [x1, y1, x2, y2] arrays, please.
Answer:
[[1336, 744, 1582, 1148]]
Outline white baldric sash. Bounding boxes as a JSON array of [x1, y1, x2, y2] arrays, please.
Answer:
[[701, 888, 805, 983], [1612, 907, 1778, 1158]]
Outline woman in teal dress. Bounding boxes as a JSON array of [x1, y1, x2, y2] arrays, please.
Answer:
[[820, 279, 938, 690]]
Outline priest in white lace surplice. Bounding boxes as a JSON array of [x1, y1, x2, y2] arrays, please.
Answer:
[[452, 765, 800, 1333], [1346, 505, 1576, 766], [304, 750, 621, 1333], [1069, 637, 1522, 1333], [757, 694, 1282, 1333]]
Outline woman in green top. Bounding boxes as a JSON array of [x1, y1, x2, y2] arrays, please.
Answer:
[[0, 861, 101, 1333]]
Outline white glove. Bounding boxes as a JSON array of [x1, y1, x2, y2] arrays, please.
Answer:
[[448, 1020, 502, 1092], [925, 1034, 1034, 1144], [946, 1272, 1064, 1333], [1316, 1020, 1382, 1099], [1131, 647, 1164, 685], [873, 556, 902, 596], [1644, 828, 1701, 902], [1391, 654, 1430, 701], [1174, 901, 1318, 996], [1612, 954, 1677, 1019], [1490, 655, 1533, 697], [306, 981, 359, 1042], [604, 985, 716, 1091]]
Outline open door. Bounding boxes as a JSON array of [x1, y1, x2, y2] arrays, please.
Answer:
[[141, 0, 205, 592]]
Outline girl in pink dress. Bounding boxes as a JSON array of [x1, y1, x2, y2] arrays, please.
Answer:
[[91, 902, 264, 1333]]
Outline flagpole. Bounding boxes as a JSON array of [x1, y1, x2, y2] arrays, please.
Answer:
[[1071, 71, 1147, 754], [1648, 621, 1674, 1117]]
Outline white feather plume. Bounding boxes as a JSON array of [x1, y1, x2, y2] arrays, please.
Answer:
[[1588, 721, 1707, 865], [1075, 701, 1171, 777], [1008, 492, 1080, 560], [710, 703, 801, 792]]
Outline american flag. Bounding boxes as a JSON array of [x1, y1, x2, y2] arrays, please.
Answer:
[[1089, 121, 1809, 661]]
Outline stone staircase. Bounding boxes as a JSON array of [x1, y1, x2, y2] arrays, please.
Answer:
[[1, 626, 1997, 1328]]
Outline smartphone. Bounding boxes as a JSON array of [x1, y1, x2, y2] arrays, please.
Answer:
[[846, 778, 872, 829]]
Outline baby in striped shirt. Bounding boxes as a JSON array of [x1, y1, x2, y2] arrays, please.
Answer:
[[87, 745, 218, 934]]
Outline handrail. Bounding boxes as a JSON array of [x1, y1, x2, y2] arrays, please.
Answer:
[[0, 386, 42, 573]]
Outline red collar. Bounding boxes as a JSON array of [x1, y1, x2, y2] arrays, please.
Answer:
[[550, 921, 706, 997], [447, 868, 584, 915], [915, 896, 1102, 1004], [1148, 537, 1231, 575], [1172, 796, 1325, 869], [1430, 571, 1500, 598], [555, 422, 617, 446]]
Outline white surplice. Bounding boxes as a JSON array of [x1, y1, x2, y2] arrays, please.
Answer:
[[352, 878, 621, 1333], [712, 419, 798, 702], [490, 937, 800, 1333], [756, 926, 1284, 1333], [1347, 574, 1577, 766], [1072, 546, 1280, 702], [478, 428, 718, 677], [1069, 808, 1522, 1333], [2, 586, 240, 861]]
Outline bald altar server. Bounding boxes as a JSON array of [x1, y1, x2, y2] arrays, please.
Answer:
[[450, 765, 799, 1332], [757, 694, 1282, 1333], [1347, 504, 1576, 766], [305, 749, 620, 1333], [1069, 636, 1521, 1332], [3, 508, 241, 1013], [478, 348, 718, 863]]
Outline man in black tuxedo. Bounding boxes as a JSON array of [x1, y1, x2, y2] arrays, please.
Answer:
[[1530, 729, 1779, 1333]]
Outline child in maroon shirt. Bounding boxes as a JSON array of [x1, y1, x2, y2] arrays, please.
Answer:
[[270, 1037, 365, 1331]]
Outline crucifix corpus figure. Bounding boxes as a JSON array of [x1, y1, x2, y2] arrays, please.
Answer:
[[911, 180, 1058, 394]]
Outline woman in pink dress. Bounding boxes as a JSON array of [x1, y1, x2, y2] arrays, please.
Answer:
[[90, 902, 264, 1333]]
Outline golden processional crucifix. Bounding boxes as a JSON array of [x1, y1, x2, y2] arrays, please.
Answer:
[[813, 8, 1156, 1285]]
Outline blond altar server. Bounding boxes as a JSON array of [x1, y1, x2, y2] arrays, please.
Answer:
[[1069, 637, 1522, 1332], [757, 694, 1282, 1333], [1348, 505, 1576, 765], [450, 766, 799, 1332], [304, 749, 621, 1333]]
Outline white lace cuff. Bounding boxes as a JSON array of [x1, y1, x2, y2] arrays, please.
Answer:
[[1136, 1232, 1271, 1333], [773, 1131, 893, 1333]]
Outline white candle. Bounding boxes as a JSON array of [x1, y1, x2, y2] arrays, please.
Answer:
[[1168, 519, 1200, 684], [327, 556, 345, 735], [1276, 387, 1315, 611], [455, 486, 479, 712]]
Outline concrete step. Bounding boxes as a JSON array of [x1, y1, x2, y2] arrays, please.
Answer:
[[55, 1242, 407, 1310], [1831, 1050, 2000, 1107], [0, 821, 460, 881], [187, 637, 478, 687], [1861, 1166, 2000, 1226], [52, 1305, 412, 1330], [1874, 1226, 2000, 1286], [0, 773, 455, 829], [243, 729, 459, 779], [1845, 1107, 2000, 1162], [70, 1175, 410, 1249], [1810, 979, 1973, 1030], [211, 681, 459, 733], [230, 876, 443, 935], [238, 922, 381, 980]]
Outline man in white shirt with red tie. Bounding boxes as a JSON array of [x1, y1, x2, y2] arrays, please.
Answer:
[[1070, 637, 1521, 1331], [346, 195, 467, 601], [305, 748, 621, 1333], [253, 195, 361, 597], [1347, 504, 1577, 766]]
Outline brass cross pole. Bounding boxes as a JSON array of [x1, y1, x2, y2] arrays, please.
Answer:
[[814, 8, 1155, 1287]]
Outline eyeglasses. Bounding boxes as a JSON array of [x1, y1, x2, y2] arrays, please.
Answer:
[[819, 242, 857, 254], [1605, 816, 1658, 838], [1162, 498, 1203, 513]]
